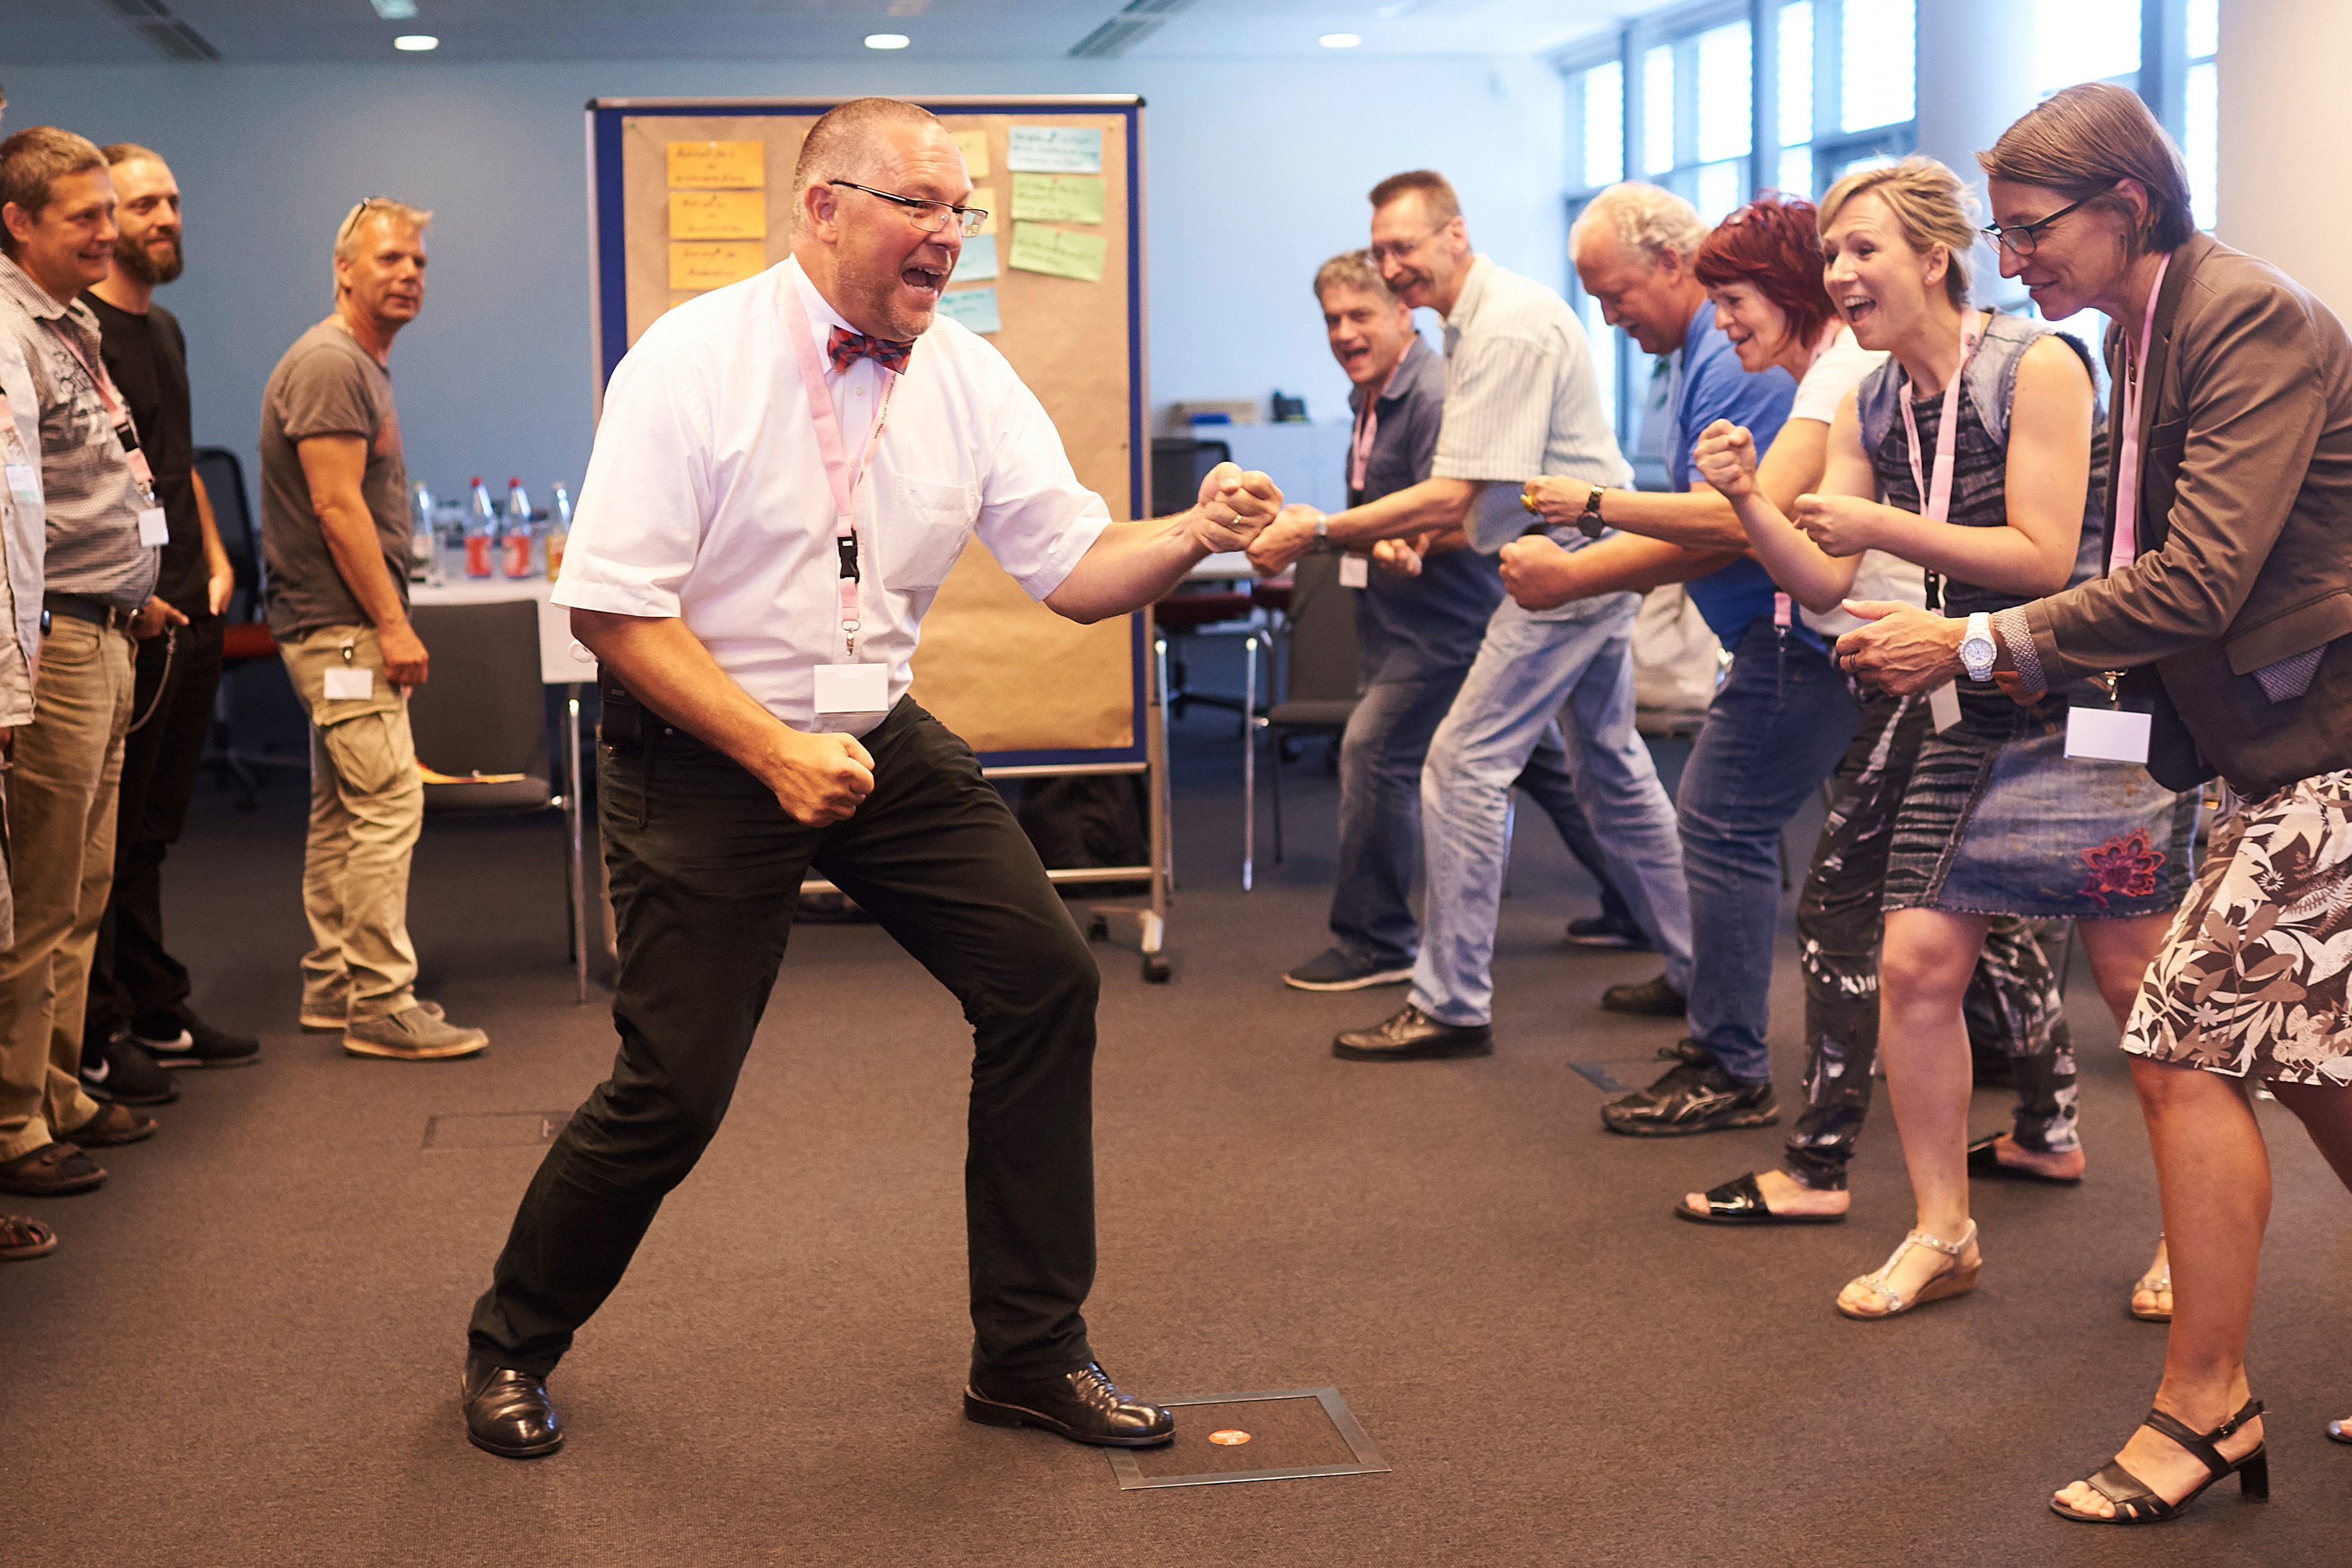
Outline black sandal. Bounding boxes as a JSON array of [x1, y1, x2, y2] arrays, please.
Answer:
[[2051, 1399, 2267, 1524], [1673, 1172, 1845, 1227]]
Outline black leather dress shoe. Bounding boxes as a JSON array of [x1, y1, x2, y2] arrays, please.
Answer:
[[1599, 973, 1687, 1016], [1332, 1004, 1494, 1061], [462, 1350, 564, 1458], [1601, 1046, 1778, 1137], [964, 1361, 1175, 1447]]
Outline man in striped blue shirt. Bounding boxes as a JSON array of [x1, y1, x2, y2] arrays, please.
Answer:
[[1249, 170, 1691, 1061]]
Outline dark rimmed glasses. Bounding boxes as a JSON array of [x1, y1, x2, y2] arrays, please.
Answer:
[[1980, 183, 2117, 257], [827, 180, 988, 238]]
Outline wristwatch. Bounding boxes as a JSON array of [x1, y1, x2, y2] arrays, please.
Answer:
[[1959, 611, 1998, 682], [1313, 514, 1330, 551]]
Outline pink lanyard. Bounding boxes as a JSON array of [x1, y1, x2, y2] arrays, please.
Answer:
[[2108, 254, 2172, 572], [45, 320, 153, 495], [1348, 362, 1399, 493], [781, 291, 898, 661], [1899, 311, 1984, 526]]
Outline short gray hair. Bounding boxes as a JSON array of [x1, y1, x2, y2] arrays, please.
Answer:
[[335, 196, 431, 261], [1313, 250, 1395, 306], [793, 97, 943, 211], [1571, 181, 1707, 268]]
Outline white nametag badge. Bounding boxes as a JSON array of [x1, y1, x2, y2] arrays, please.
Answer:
[[2066, 706, 2152, 763], [322, 667, 374, 701], [1338, 554, 1369, 589], [813, 662, 890, 714], [135, 507, 169, 546], [1927, 680, 1962, 733], [5, 464, 35, 505]]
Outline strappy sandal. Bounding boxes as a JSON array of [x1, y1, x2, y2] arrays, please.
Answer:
[[2130, 1262, 2171, 1322], [1, 1213, 57, 1261], [1836, 1219, 1980, 1319], [2051, 1399, 2267, 1524]]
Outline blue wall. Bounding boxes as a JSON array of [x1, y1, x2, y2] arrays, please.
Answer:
[[3, 57, 1565, 510]]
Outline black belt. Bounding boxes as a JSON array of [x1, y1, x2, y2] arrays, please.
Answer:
[[41, 592, 134, 631]]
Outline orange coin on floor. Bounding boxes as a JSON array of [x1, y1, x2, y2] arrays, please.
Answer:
[[1208, 1429, 1251, 1446]]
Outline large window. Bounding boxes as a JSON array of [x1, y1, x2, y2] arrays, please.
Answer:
[[1561, 0, 1920, 455]]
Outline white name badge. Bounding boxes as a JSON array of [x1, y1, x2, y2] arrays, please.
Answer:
[[2065, 706, 2152, 763], [1927, 680, 1961, 733], [813, 662, 890, 714], [1338, 554, 1369, 589], [5, 463, 35, 505], [322, 666, 374, 701], [135, 507, 169, 546]]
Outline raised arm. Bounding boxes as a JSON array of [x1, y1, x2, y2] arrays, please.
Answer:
[[1695, 398, 1875, 612], [1046, 461, 1281, 623]]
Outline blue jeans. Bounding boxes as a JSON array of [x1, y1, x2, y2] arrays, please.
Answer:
[[1410, 595, 1691, 1027], [1330, 674, 1632, 969], [1678, 617, 1859, 1083]]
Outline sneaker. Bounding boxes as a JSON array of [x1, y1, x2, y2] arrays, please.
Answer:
[[1601, 1045, 1779, 1137], [1600, 973, 1687, 1017], [1283, 948, 1416, 992], [343, 1006, 487, 1061], [1565, 916, 1651, 951], [80, 1030, 181, 1107], [132, 1011, 260, 1070]]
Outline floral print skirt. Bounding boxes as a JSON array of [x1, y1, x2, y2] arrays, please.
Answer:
[[1881, 684, 2199, 919], [2122, 769, 2352, 1085]]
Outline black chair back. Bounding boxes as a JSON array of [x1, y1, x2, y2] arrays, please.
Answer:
[[406, 599, 550, 811], [1149, 436, 1232, 516], [1278, 552, 1362, 708], [192, 445, 261, 622]]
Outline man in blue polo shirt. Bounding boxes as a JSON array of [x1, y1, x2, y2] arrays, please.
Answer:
[[1512, 182, 1856, 1135], [1278, 250, 1638, 992]]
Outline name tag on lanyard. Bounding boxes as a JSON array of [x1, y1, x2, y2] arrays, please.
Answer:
[[784, 294, 899, 715], [1899, 313, 1983, 734], [1338, 554, 1369, 589], [2063, 256, 2171, 767]]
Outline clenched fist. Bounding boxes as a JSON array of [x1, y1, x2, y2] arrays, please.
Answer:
[[1194, 461, 1283, 554], [1691, 419, 1758, 499], [766, 728, 877, 826]]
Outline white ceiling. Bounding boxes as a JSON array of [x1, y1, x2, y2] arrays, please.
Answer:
[[9, 0, 1655, 65]]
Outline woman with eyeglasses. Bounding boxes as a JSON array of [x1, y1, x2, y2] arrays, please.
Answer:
[[1836, 83, 2352, 1526], [1696, 152, 2201, 1328]]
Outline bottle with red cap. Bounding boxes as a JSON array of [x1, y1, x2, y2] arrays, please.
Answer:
[[503, 477, 535, 578]]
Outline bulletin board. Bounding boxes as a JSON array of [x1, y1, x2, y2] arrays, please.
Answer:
[[585, 96, 1147, 766]]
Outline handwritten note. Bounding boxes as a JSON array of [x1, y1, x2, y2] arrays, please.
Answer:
[[955, 234, 999, 283], [953, 129, 991, 177], [669, 189, 765, 240], [667, 140, 764, 188], [965, 185, 998, 235], [1006, 125, 1103, 175], [1011, 173, 1105, 226], [668, 242, 764, 291], [938, 287, 1001, 335], [1008, 222, 1107, 283]]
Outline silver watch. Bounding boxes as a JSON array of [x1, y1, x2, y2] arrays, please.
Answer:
[[1959, 611, 1998, 683]]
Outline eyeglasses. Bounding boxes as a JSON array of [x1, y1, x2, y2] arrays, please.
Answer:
[[827, 181, 988, 238], [1980, 184, 2116, 257], [1368, 225, 1447, 267]]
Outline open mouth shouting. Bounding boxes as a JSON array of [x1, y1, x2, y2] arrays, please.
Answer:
[[1839, 291, 1877, 330], [904, 262, 947, 301]]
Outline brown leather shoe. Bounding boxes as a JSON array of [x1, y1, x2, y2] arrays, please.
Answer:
[[0, 1142, 107, 1196], [62, 1101, 159, 1148]]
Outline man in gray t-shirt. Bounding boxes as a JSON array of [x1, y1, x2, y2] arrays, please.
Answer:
[[257, 198, 485, 1063]]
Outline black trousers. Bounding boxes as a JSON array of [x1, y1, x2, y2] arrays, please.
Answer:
[[86, 611, 225, 1043], [468, 697, 1101, 1379]]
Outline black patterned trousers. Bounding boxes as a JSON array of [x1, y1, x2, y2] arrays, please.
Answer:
[[1784, 690, 2077, 1191]]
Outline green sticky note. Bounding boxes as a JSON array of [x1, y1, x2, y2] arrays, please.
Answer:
[[1008, 222, 1107, 283], [1010, 173, 1105, 226]]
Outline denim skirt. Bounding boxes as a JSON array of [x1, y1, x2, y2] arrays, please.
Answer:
[[1880, 680, 2199, 919]]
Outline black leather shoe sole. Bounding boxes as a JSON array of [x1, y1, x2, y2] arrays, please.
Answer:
[[465, 1424, 564, 1458], [963, 1389, 1174, 1447]]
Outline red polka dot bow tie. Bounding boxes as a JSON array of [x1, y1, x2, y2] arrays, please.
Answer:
[[826, 326, 913, 375]]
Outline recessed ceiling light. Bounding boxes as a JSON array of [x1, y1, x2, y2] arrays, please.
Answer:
[[864, 33, 911, 48], [393, 33, 437, 49], [1320, 33, 1362, 48]]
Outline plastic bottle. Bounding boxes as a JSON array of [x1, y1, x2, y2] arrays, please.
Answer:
[[466, 477, 497, 578], [546, 481, 572, 581], [503, 477, 535, 578], [408, 481, 435, 584]]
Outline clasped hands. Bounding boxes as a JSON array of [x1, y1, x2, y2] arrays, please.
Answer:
[[1192, 460, 1283, 554]]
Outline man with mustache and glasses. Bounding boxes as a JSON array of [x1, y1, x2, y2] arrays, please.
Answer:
[[1250, 169, 1690, 1063], [459, 98, 1281, 1462], [77, 143, 256, 1105]]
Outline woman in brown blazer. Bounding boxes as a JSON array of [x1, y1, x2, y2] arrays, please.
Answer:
[[1836, 82, 2352, 1525]]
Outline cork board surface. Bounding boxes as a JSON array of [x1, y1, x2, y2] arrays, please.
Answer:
[[613, 107, 1136, 755]]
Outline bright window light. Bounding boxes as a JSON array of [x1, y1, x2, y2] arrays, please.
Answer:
[[1320, 33, 1362, 48], [370, 0, 417, 17], [864, 33, 911, 49], [392, 34, 437, 50]]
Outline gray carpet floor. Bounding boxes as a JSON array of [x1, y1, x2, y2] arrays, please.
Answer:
[[4, 637, 2345, 1567]]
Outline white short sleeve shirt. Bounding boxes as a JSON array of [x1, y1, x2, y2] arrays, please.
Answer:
[[555, 258, 1111, 737], [1783, 326, 1924, 636]]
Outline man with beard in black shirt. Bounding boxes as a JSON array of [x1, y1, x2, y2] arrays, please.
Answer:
[[77, 142, 255, 1105]]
